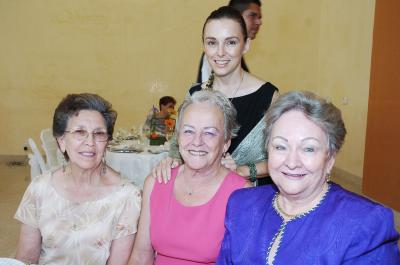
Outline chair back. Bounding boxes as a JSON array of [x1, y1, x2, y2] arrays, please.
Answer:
[[28, 153, 42, 180], [28, 138, 48, 174], [40, 128, 62, 169]]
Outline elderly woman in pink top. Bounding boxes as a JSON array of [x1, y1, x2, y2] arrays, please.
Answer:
[[129, 90, 250, 265]]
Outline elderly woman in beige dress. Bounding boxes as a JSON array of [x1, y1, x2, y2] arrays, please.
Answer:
[[15, 93, 141, 265]]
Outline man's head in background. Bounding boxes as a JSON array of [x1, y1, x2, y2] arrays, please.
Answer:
[[228, 0, 262, 40]]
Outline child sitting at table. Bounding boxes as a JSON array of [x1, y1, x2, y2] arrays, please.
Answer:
[[143, 96, 176, 138]]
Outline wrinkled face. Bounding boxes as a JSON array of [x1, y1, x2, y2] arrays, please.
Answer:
[[203, 18, 249, 77], [178, 102, 230, 172], [58, 110, 108, 171], [242, 3, 262, 39], [267, 110, 335, 200]]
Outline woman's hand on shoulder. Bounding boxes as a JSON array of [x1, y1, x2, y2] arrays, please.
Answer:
[[221, 153, 237, 172], [150, 156, 180, 184]]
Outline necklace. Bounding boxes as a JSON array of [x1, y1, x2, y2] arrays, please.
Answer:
[[274, 183, 330, 220], [185, 181, 201, 196], [183, 176, 210, 196], [228, 71, 245, 101], [274, 196, 299, 219], [206, 71, 245, 101]]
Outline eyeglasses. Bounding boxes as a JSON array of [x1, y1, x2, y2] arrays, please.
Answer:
[[64, 129, 109, 142]]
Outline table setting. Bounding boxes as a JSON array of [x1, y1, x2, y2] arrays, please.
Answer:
[[106, 127, 170, 188]]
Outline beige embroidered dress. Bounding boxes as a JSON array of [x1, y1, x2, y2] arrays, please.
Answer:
[[15, 172, 141, 265]]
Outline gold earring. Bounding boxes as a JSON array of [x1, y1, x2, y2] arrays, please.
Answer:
[[326, 172, 331, 182]]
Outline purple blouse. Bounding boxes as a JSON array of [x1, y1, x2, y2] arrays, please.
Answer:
[[217, 183, 400, 264]]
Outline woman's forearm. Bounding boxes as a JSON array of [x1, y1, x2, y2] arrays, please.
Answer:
[[15, 224, 41, 264]]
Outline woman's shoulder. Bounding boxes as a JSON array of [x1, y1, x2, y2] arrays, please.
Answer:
[[240, 74, 278, 98], [225, 171, 246, 184], [103, 170, 140, 198], [120, 179, 141, 195], [228, 184, 277, 209], [104, 180, 141, 211], [28, 170, 54, 192], [145, 166, 179, 197], [260, 82, 279, 92], [329, 183, 395, 225], [246, 73, 278, 91], [106, 169, 140, 191], [327, 183, 399, 260], [33, 169, 53, 180]]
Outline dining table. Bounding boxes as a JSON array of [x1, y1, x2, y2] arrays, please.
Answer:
[[106, 146, 168, 188]]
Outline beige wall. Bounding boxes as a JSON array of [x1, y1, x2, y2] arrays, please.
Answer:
[[0, 0, 375, 178]]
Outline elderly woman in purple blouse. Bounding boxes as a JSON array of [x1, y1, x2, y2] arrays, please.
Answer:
[[217, 91, 399, 264]]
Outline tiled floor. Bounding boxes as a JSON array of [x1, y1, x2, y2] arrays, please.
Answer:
[[0, 159, 399, 257]]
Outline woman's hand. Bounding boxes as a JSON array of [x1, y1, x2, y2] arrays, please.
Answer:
[[151, 156, 181, 183], [221, 153, 237, 172]]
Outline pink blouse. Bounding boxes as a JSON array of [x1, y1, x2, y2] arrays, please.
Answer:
[[150, 166, 246, 265]]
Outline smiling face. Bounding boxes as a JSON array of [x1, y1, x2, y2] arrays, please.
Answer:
[[58, 110, 108, 171], [241, 3, 262, 39], [203, 18, 249, 77], [267, 110, 335, 200], [178, 102, 230, 172]]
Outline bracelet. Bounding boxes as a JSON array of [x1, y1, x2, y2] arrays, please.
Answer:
[[247, 162, 257, 182]]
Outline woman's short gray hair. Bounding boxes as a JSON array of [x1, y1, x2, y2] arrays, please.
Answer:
[[264, 91, 346, 157], [175, 90, 240, 141]]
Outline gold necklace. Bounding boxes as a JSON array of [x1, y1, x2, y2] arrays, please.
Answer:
[[274, 183, 330, 220], [274, 196, 299, 219]]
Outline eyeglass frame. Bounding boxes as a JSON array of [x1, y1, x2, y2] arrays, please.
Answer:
[[64, 129, 110, 142]]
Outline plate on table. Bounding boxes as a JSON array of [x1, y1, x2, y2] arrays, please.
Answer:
[[108, 147, 142, 153], [122, 135, 138, 140], [148, 146, 168, 154]]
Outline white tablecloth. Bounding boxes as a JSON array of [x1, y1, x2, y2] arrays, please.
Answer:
[[0, 258, 25, 265], [106, 150, 168, 188]]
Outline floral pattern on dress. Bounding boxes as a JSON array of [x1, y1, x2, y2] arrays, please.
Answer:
[[15, 172, 141, 265]]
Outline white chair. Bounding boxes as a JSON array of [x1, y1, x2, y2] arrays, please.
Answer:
[[40, 128, 63, 169], [28, 138, 48, 175], [28, 153, 42, 180]]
